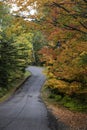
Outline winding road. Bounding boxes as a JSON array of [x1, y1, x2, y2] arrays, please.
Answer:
[[0, 66, 51, 130]]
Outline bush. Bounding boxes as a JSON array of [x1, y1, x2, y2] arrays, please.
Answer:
[[48, 90, 87, 112], [49, 93, 55, 99], [61, 95, 72, 103], [55, 95, 62, 101]]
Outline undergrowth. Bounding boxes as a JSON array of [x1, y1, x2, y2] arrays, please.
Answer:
[[0, 70, 31, 100], [48, 90, 87, 113]]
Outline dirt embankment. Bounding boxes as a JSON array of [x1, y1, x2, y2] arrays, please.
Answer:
[[47, 104, 87, 130]]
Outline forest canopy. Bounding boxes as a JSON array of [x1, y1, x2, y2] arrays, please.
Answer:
[[0, 0, 87, 108]]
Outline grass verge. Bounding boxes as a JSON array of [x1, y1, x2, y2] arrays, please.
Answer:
[[0, 70, 31, 103]]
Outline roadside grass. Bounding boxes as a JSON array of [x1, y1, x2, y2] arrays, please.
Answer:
[[0, 70, 31, 103], [41, 86, 87, 113]]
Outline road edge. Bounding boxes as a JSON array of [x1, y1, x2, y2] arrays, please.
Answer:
[[0, 72, 31, 103], [41, 86, 70, 130]]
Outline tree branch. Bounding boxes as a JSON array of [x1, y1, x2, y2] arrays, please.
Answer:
[[79, 22, 87, 29], [64, 24, 87, 34], [52, 2, 70, 13], [51, 2, 87, 32]]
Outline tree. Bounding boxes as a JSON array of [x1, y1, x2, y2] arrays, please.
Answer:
[[14, 32, 33, 71], [0, 2, 33, 88], [5, 0, 87, 99], [0, 2, 12, 28], [38, 0, 87, 98], [32, 31, 47, 65]]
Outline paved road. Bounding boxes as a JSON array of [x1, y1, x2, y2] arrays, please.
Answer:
[[0, 66, 51, 130]]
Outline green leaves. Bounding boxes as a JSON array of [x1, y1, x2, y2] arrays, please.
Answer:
[[79, 52, 87, 66], [0, 2, 12, 28], [0, 3, 33, 88], [32, 31, 47, 65]]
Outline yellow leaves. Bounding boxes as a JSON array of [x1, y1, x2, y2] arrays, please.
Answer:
[[5, 0, 87, 96], [46, 78, 82, 95], [43, 37, 87, 95], [14, 32, 33, 64], [80, 51, 87, 57], [69, 82, 81, 94], [15, 33, 33, 45], [48, 57, 54, 65], [55, 80, 68, 90], [4, 23, 23, 40], [13, 25, 22, 33], [48, 41, 55, 48], [5, 29, 12, 39], [46, 78, 69, 92], [48, 72, 55, 78], [17, 59, 25, 62]]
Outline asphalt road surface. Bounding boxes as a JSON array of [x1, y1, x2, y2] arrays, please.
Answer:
[[0, 66, 51, 130]]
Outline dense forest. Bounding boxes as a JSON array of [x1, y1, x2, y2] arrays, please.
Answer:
[[0, 0, 87, 111]]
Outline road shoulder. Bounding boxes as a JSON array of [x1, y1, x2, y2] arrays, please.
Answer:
[[0, 71, 31, 103], [41, 87, 87, 130]]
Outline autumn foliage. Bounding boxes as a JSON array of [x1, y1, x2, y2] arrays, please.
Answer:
[[0, 2, 33, 89], [38, 0, 87, 100], [1, 0, 87, 102]]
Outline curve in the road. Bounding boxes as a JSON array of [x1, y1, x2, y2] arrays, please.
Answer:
[[0, 66, 51, 130]]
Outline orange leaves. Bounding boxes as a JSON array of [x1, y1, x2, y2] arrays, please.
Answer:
[[39, 46, 57, 63], [5, 0, 87, 95], [48, 28, 66, 43], [40, 35, 87, 94]]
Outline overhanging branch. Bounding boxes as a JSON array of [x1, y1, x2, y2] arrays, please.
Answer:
[[79, 22, 87, 29], [53, 2, 70, 13], [64, 24, 87, 34]]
